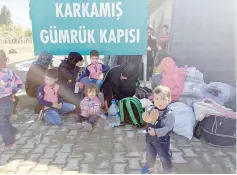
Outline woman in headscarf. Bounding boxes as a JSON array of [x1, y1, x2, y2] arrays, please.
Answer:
[[25, 52, 53, 113], [58, 52, 83, 89], [57, 52, 84, 108], [101, 62, 139, 110]]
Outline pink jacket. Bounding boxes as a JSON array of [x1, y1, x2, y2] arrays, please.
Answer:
[[80, 96, 101, 117], [160, 57, 186, 101], [37, 84, 63, 110], [78, 63, 110, 81]]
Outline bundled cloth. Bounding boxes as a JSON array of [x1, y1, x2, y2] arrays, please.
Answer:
[[200, 82, 235, 106], [158, 57, 186, 101], [139, 98, 153, 111], [193, 98, 236, 121], [134, 87, 152, 99]]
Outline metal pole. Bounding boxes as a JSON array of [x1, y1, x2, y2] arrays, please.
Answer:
[[143, 55, 147, 87]]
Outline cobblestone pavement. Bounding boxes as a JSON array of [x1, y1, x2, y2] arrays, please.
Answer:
[[0, 108, 236, 174]]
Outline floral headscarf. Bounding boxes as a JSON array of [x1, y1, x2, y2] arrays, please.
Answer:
[[33, 52, 53, 68]]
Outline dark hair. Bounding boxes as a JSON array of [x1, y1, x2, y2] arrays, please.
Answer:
[[90, 50, 99, 57], [68, 52, 83, 63], [84, 84, 99, 96], [122, 62, 136, 77], [0, 50, 8, 69], [153, 85, 171, 99], [45, 69, 58, 79], [163, 25, 169, 29]]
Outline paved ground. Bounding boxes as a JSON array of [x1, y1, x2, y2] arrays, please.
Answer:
[[0, 108, 236, 174], [0, 45, 236, 174]]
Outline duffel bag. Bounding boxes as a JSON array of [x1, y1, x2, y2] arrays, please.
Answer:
[[200, 115, 236, 147]]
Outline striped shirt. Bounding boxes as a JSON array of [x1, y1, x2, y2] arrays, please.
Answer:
[[0, 68, 22, 99], [80, 97, 101, 117]]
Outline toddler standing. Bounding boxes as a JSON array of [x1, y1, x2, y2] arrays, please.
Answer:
[[0, 50, 22, 150], [141, 86, 174, 174]]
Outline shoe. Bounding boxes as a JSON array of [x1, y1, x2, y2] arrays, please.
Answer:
[[38, 110, 44, 121], [15, 133, 21, 141], [82, 122, 93, 132], [0, 143, 17, 151], [68, 123, 82, 130], [141, 164, 154, 174]]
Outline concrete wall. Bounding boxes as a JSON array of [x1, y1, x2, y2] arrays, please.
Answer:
[[170, 0, 236, 85]]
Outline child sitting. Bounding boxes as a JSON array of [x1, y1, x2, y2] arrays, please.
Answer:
[[0, 50, 22, 150], [141, 86, 174, 174], [76, 84, 101, 131], [37, 69, 76, 125], [77, 50, 110, 90]]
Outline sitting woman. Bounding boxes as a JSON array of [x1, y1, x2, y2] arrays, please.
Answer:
[[58, 52, 84, 107], [58, 52, 83, 89], [101, 63, 139, 110], [25, 52, 54, 113]]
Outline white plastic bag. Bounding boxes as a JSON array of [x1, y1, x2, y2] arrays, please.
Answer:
[[169, 102, 196, 140], [182, 67, 204, 98]]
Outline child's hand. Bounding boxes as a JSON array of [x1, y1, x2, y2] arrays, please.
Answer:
[[76, 61, 83, 67], [88, 108, 94, 115], [147, 46, 151, 51], [53, 102, 59, 109], [148, 127, 156, 136], [58, 103, 62, 109], [12, 94, 16, 102]]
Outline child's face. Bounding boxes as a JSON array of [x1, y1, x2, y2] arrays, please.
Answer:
[[91, 56, 99, 64], [153, 92, 171, 110], [0, 60, 7, 69], [45, 76, 57, 86], [148, 29, 152, 37], [87, 89, 97, 99]]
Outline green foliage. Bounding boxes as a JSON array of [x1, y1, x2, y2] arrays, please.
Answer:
[[0, 5, 12, 25], [0, 5, 32, 38]]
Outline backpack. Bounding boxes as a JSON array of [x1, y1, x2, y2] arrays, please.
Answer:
[[119, 97, 144, 128], [195, 115, 236, 147]]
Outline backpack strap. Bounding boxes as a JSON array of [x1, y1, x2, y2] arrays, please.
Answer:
[[129, 98, 144, 124], [119, 100, 125, 123], [125, 97, 144, 125], [125, 100, 139, 126], [119, 97, 145, 125]]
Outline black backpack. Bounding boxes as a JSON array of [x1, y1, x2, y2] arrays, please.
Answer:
[[195, 115, 236, 147]]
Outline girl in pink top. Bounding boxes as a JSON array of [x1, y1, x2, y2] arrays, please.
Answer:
[[76, 84, 101, 131]]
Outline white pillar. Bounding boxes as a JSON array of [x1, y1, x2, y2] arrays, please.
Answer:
[[143, 55, 147, 87]]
